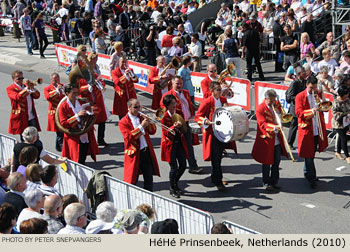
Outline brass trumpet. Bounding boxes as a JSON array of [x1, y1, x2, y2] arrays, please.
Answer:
[[313, 91, 332, 141], [25, 77, 43, 86], [158, 56, 182, 89], [217, 63, 235, 99], [274, 100, 293, 124]]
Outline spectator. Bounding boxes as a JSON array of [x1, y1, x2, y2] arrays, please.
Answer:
[[110, 41, 127, 75], [304, 0, 314, 13], [57, 2, 69, 18], [136, 203, 155, 234], [315, 32, 340, 61], [181, 14, 193, 35], [210, 223, 232, 234], [120, 210, 143, 234], [273, 15, 285, 72], [178, 56, 195, 103], [20, 218, 48, 234], [61, 15, 70, 46], [38, 165, 60, 197], [246, 13, 263, 36], [41, 195, 64, 234], [2, 172, 27, 214], [312, 0, 324, 17], [318, 48, 338, 77], [58, 203, 87, 234], [300, 14, 316, 44], [285, 64, 297, 84], [151, 219, 179, 234], [24, 164, 42, 194], [177, 23, 191, 46], [17, 146, 38, 177], [0, 203, 18, 234], [168, 36, 185, 60], [85, 201, 117, 234], [317, 66, 336, 95], [16, 189, 44, 231], [34, 12, 49, 59], [187, 33, 202, 72], [107, 14, 117, 41], [69, 10, 83, 47], [300, 32, 315, 60], [94, 0, 103, 29], [145, 25, 158, 66], [341, 25, 350, 51], [222, 28, 241, 77], [0, 166, 10, 204], [340, 51, 350, 75], [161, 26, 176, 52], [286, 9, 299, 32], [239, 0, 251, 13], [19, 7, 35, 55], [84, 0, 93, 13], [187, 1, 196, 14], [119, 5, 131, 30], [94, 30, 107, 54], [81, 12, 93, 45], [280, 24, 298, 71]]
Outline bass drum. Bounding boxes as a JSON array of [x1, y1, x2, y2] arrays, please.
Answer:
[[212, 105, 249, 143]]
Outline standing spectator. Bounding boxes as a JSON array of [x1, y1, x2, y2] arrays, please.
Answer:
[[60, 15, 70, 46], [94, 0, 103, 29], [151, 219, 179, 234], [34, 12, 49, 59], [40, 195, 64, 234], [222, 29, 241, 77], [300, 32, 315, 60], [114, 25, 130, 51], [340, 51, 350, 74], [109, 41, 127, 76], [81, 12, 93, 45], [0, 167, 10, 205], [19, 8, 35, 55], [94, 30, 107, 54], [239, 0, 251, 13], [145, 25, 158, 66], [241, 23, 265, 81], [38, 165, 60, 197], [312, 0, 324, 17], [187, 33, 202, 72], [161, 26, 176, 52], [119, 5, 130, 30], [16, 189, 44, 231], [280, 24, 298, 71], [84, 0, 93, 13], [178, 56, 195, 103], [57, 203, 87, 234], [286, 9, 299, 32], [315, 32, 340, 61], [273, 16, 285, 72], [107, 14, 117, 41], [16, 146, 38, 177], [168, 37, 185, 60], [300, 14, 316, 45], [69, 11, 83, 47], [0, 203, 18, 234], [181, 14, 193, 35], [2, 172, 27, 215]]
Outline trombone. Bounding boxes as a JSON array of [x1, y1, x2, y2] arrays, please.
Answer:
[[272, 101, 295, 162], [139, 107, 176, 135], [313, 91, 332, 141]]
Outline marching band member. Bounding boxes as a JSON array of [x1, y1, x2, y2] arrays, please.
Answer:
[[112, 57, 138, 120], [295, 76, 328, 189], [118, 99, 160, 192], [79, 52, 109, 146], [148, 56, 173, 110], [195, 81, 229, 191], [161, 94, 189, 198], [251, 89, 288, 192], [160, 76, 202, 174], [201, 64, 218, 99], [7, 70, 41, 140], [58, 84, 99, 165], [44, 73, 65, 152]]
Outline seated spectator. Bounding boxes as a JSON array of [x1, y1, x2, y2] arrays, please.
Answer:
[[300, 32, 315, 60], [315, 32, 340, 61], [340, 51, 350, 75], [2, 172, 27, 214], [86, 201, 117, 234], [38, 165, 60, 197], [0, 203, 18, 234], [317, 66, 336, 96], [0, 166, 10, 204], [41, 195, 64, 234], [17, 146, 38, 177], [284, 64, 296, 84], [318, 48, 338, 76], [286, 9, 299, 32], [16, 189, 44, 231], [24, 164, 43, 194], [11, 127, 66, 173], [168, 36, 185, 61], [20, 218, 48, 234], [161, 26, 176, 52], [120, 210, 143, 234], [210, 223, 232, 234], [57, 202, 87, 234], [312, 0, 324, 17], [341, 25, 350, 51], [333, 68, 344, 94], [135, 204, 155, 234], [151, 218, 179, 234]]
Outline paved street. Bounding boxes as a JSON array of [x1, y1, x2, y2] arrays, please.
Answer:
[[1, 32, 350, 234]]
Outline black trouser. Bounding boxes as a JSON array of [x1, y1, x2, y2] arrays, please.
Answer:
[[169, 140, 187, 188], [246, 50, 264, 81], [146, 46, 157, 66], [274, 38, 284, 72], [211, 135, 226, 186], [56, 131, 64, 151], [97, 122, 105, 143], [39, 34, 49, 57], [287, 116, 298, 147], [183, 122, 198, 169], [336, 128, 349, 157], [139, 147, 154, 192], [262, 145, 281, 186], [304, 136, 318, 182], [79, 142, 89, 165], [71, 33, 82, 47]]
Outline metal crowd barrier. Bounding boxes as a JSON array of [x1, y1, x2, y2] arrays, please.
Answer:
[[105, 175, 214, 234], [0, 133, 16, 167], [222, 220, 261, 234]]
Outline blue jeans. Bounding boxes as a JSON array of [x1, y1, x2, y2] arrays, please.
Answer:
[[262, 144, 281, 186], [24, 30, 35, 54], [304, 136, 318, 182]]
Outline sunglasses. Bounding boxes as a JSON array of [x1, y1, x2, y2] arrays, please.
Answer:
[[209, 70, 217, 73], [133, 106, 141, 109], [215, 88, 222, 91], [16, 77, 24, 80]]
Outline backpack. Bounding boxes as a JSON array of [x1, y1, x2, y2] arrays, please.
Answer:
[[285, 83, 293, 104]]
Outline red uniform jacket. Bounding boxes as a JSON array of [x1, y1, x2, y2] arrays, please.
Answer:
[[160, 110, 189, 162], [7, 83, 41, 135], [44, 83, 65, 132], [148, 66, 172, 110], [200, 75, 212, 99], [295, 90, 328, 158], [119, 114, 160, 184], [195, 96, 237, 161], [59, 99, 99, 163], [111, 67, 138, 116], [160, 89, 199, 145], [79, 79, 107, 124], [251, 101, 288, 164]]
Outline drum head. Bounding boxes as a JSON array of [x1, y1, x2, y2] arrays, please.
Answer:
[[213, 107, 235, 143]]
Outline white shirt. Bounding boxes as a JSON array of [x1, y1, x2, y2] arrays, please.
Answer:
[[184, 20, 193, 35], [175, 90, 191, 121], [157, 67, 169, 95], [57, 7, 69, 18], [151, 10, 161, 23], [268, 105, 280, 146], [57, 225, 86, 234], [188, 41, 202, 57], [16, 208, 42, 231], [307, 91, 319, 136], [67, 99, 89, 143], [128, 113, 148, 150], [239, 1, 250, 12], [214, 96, 222, 108], [14, 82, 35, 121]]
